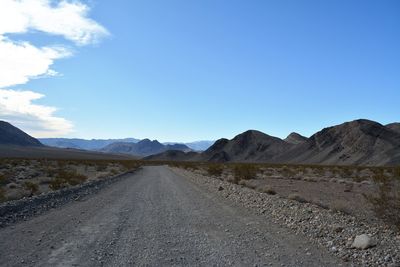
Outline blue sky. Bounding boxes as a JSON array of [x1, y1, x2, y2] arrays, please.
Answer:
[[1, 0, 399, 142]]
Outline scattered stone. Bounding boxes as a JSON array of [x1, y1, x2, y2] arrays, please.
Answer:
[[218, 186, 224, 191], [351, 234, 376, 250]]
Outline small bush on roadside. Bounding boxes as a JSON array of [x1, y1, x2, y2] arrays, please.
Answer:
[[49, 170, 88, 190], [24, 181, 39, 195], [330, 200, 351, 214], [207, 164, 224, 177], [257, 185, 276, 195], [0, 187, 5, 202], [365, 172, 400, 230], [288, 193, 307, 203], [233, 164, 258, 181], [49, 178, 67, 190]]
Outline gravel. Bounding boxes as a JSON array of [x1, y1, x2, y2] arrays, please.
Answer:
[[174, 168, 400, 267], [0, 166, 343, 266], [0, 170, 137, 228]]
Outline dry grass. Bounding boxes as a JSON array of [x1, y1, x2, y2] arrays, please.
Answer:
[[207, 164, 224, 177], [330, 199, 352, 214], [257, 185, 276, 195], [365, 170, 400, 230], [23, 181, 39, 196], [233, 164, 258, 181], [288, 193, 307, 203]]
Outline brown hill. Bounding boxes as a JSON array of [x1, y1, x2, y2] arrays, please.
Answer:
[[278, 119, 400, 165], [147, 119, 400, 166], [284, 132, 308, 144], [0, 121, 43, 147], [386, 123, 400, 134], [200, 130, 293, 162]]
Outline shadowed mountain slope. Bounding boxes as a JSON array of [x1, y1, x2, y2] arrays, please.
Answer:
[[200, 130, 293, 162], [278, 119, 400, 165], [0, 121, 43, 147], [147, 119, 400, 166]]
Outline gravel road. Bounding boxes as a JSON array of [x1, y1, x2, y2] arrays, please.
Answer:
[[0, 166, 344, 266]]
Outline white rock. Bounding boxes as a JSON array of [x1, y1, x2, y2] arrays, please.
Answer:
[[351, 234, 376, 249]]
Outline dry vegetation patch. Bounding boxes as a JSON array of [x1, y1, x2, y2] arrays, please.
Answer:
[[0, 159, 142, 203], [169, 161, 400, 230]]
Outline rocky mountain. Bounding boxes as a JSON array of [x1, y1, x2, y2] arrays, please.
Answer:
[[284, 132, 308, 144], [200, 130, 293, 162], [101, 139, 192, 157], [39, 138, 140, 150], [278, 119, 400, 165], [386, 123, 400, 134], [0, 121, 43, 147], [148, 119, 400, 166]]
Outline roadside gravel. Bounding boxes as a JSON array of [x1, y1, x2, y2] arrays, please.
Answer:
[[173, 168, 400, 267], [0, 170, 135, 228], [0, 166, 343, 266]]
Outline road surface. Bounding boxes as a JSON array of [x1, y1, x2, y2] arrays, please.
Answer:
[[0, 166, 343, 266]]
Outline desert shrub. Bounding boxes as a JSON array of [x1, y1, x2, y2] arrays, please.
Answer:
[[207, 164, 224, 177], [280, 166, 295, 178], [24, 181, 39, 195], [49, 170, 88, 190], [257, 185, 276, 195], [288, 193, 307, 203], [96, 163, 108, 171], [0, 173, 9, 186], [394, 167, 400, 179], [238, 180, 256, 189], [0, 187, 5, 202], [365, 173, 400, 230], [233, 164, 258, 181], [49, 178, 67, 190], [110, 169, 119, 175], [330, 200, 351, 214]]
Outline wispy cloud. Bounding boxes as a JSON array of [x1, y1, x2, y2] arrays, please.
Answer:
[[0, 0, 108, 137], [0, 89, 74, 137]]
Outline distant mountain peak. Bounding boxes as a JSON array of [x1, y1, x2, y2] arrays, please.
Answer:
[[284, 132, 308, 144]]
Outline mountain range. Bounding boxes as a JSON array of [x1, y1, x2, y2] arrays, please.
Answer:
[[100, 139, 192, 157], [2, 119, 400, 165], [147, 119, 400, 166], [39, 138, 140, 150], [39, 138, 214, 151]]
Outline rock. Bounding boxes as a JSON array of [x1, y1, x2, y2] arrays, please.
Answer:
[[218, 186, 224, 191], [351, 234, 376, 249]]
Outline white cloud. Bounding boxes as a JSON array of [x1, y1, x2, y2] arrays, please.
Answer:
[[0, 89, 73, 137], [0, 0, 108, 137], [0, 36, 71, 88], [0, 0, 109, 45]]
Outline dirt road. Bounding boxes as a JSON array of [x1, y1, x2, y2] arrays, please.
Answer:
[[0, 166, 343, 266]]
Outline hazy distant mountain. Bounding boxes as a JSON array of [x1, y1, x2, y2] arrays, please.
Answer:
[[0, 121, 134, 160], [39, 138, 140, 150], [0, 121, 43, 147], [163, 140, 215, 151], [284, 132, 308, 144], [148, 119, 400, 166], [101, 139, 192, 157]]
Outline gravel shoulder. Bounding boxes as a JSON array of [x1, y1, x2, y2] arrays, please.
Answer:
[[0, 166, 343, 266], [173, 167, 400, 266]]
